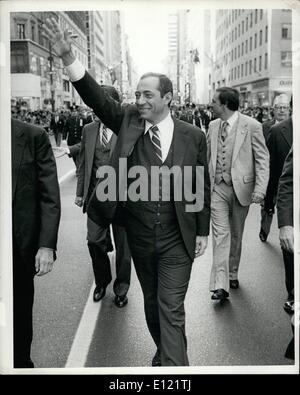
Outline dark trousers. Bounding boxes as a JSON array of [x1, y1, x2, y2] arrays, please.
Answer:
[[282, 249, 294, 299], [13, 245, 35, 368], [125, 215, 192, 366], [54, 132, 62, 147], [87, 217, 131, 296]]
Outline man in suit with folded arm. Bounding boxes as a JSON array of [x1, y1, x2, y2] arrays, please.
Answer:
[[43, 17, 210, 366], [207, 87, 269, 301]]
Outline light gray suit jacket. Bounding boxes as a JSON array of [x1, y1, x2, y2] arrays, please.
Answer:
[[207, 112, 269, 206]]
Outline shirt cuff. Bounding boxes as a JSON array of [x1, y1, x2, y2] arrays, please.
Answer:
[[65, 58, 85, 82]]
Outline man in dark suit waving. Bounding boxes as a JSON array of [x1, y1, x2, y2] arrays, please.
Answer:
[[43, 18, 210, 366], [11, 118, 61, 368]]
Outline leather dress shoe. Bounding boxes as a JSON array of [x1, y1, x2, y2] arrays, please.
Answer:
[[93, 286, 106, 302], [152, 349, 161, 366], [259, 229, 268, 242], [211, 289, 229, 300], [114, 295, 128, 308], [230, 279, 239, 289], [283, 300, 294, 315]]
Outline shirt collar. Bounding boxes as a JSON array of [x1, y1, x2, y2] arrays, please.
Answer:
[[144, 112, 173, 134], [223, 111, 238, 128]]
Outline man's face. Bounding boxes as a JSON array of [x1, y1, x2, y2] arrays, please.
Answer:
[[211, 92, 224, 118], [273, 100, 290, 122], [135, 76, 170, 123]]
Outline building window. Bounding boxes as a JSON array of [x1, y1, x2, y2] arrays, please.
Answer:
[[249, 59, 252, 74], [241, 63, 244, 77], [31, 24, 35, 41], [245, 39, 248, 53], [265, 53, 268, 69], [281, 51, 292, 67], [242, 42, 244, 56], [11, 50, 27, 73], [245, 61, 248, 76], [238, 45, 240, 57], [259, 30, 262, 45], [265, 25, 268, 42], [235, 27, 237, 40], [238, 65, 240, 78], [238, 24, 240, 36], [254, 58, 257, 72], [259, 55, 262, 71], [250, 36, 253, 51], [250, 12, 253, 27], [242, 20, 244, 34], [246, 17, 248, 31], [235, 9, 237, 19], [234, 67, 236, 80], [17, 23, 25, 39], [282, 23, 292, 39], [235, 47, 237, 59], [260, 9, 263, 19], [63, 79, 70, 92], [255, 9, 258, 24], [254, 33, 257, 48]]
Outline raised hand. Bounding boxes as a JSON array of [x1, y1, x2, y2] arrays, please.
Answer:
[[42, 17, 76, 65]]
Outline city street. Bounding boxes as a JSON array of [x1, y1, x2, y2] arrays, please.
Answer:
[[30, 136, 294, 370]]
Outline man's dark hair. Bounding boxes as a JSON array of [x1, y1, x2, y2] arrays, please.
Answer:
[[101, 85, 121, 103], [140, 72, 173, 107], [216, 87, 240, 111]]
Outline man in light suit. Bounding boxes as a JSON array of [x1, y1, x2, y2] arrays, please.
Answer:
[[43, 17, 210, 366], [207, 87, 269, 301]]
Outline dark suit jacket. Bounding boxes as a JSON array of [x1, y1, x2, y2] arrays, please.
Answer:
[[277, 148, 293, 228], [50, 114, 65, 134], [76, 120, 117, 212], [11, 118, 61, 261], [72, 72, 211, 260], [63, 115, 84, 145], [262, 119, 275, 141], [265, 117, 293, 210]]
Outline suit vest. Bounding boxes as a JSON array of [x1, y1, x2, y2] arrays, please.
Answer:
[[125, 131, 177, 229], [215, 120, 238, 186]]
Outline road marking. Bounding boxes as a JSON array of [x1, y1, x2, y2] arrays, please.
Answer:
[[65, 280, 101, 367], [58, 169, 75, 184]]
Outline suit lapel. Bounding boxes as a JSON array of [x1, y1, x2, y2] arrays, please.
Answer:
[[280, 118, 293, 148], [232, 113, 248, 164], [120, 115, 145, 156], [172, 118, 189, 168], [211, 119, 221, 174], [86, 122, 100, 180], [11, 120, 26, 201]]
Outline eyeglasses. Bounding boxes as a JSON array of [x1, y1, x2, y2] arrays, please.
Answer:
[[274, 105, 289, 110]]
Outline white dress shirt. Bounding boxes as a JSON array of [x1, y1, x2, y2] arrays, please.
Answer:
[[145, 112, 174, 163]]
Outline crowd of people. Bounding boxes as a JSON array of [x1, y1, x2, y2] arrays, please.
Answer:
[[10, 16, 295, 369]]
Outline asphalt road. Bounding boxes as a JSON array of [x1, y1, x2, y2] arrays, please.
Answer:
[[31, 140, 294, 370]]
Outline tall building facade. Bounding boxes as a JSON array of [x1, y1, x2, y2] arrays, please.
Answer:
[[211, 9, 292, 107], [85, 11, 106, 84], [10, 11, 88, 110]]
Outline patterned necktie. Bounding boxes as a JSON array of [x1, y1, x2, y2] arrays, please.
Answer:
[[221, 121, 229, 142], [101, 125, 109, 147], [150, 125, 162, 162]]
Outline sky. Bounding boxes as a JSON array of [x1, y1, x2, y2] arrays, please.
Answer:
[[123, 8, 170, 75]]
